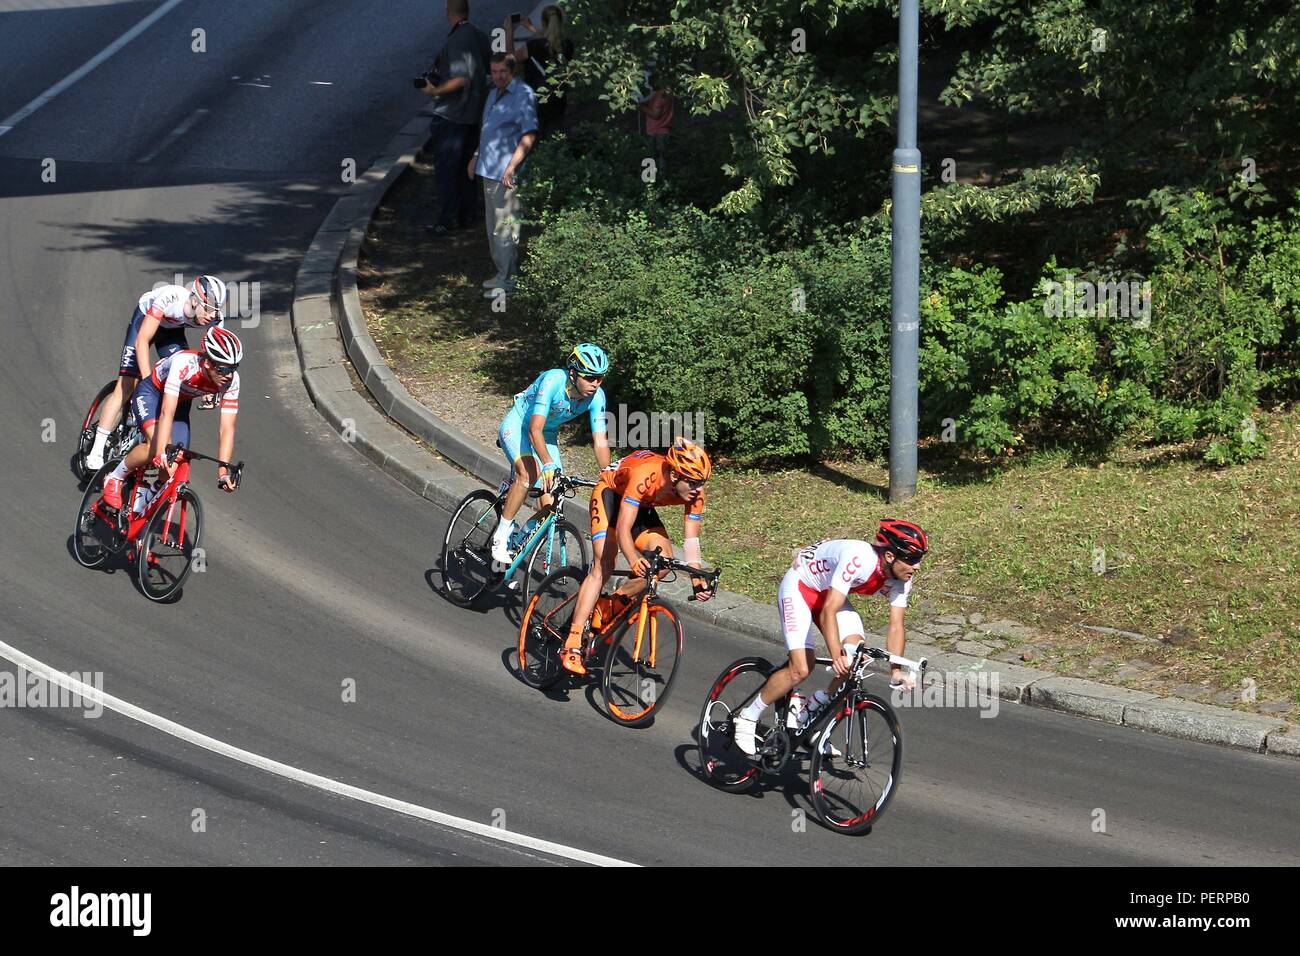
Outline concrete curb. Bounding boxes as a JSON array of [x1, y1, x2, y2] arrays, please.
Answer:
[[288, 110, 1298, 759]]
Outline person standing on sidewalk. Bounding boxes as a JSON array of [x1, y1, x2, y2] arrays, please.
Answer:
[[468, 53, 538, 296], [418, 0, 490, 237]]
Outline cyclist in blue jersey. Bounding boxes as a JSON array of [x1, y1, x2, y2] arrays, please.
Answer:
[[491, 343, 612, 564]]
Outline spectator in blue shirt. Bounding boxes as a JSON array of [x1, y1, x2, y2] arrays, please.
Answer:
[[418, 0, 491, 236], [467, 53, 538, 295]]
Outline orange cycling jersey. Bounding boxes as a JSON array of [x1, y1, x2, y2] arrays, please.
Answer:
[[590, 450, 705, 542]]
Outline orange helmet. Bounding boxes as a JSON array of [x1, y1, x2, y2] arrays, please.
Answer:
[[665, 437, 712, 482]]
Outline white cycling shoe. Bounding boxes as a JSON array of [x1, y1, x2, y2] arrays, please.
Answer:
[[85, 447, 105, 471], [732, 715, 758, 756], [490, 538, 513, 565]]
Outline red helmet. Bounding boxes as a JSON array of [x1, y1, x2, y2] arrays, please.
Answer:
[[875, 519, 928, 562]]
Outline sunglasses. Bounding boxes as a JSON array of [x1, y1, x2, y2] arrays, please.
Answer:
[[898, 553, 924, 567], [578, 373, 604, 384], [212, 364, 239, 375], [680, 477, 705, 489]]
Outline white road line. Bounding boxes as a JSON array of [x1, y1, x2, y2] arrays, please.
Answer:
[[0, 0, 189, 139], [138, 107, 208, 163], [235, 82, 271, 89], [0, 639, 638, 867]]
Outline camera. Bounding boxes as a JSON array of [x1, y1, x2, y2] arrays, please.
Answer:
[[412, 70, 442, 89]]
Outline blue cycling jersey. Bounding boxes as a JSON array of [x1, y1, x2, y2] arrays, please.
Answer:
[[508, 368, 607, 440]]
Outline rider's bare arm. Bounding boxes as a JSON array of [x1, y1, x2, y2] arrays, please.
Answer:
[[886, 603, 906, 659], [592, 431, 612, 470], [152, 392, 180, 467], [133, 312, 163, 379], [816, 588, 849, 663], [216, 411, 237, 487]]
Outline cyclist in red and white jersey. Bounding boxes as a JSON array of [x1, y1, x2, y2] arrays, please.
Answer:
[[101, 326, 243, 509], [732, 520, 929, 755], [86, 275, 228, 470]]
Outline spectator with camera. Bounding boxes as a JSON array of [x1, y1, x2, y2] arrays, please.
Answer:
[[417, 0, 491, 237], [467, 53, 539, 295], [505, 5, 574, 138]]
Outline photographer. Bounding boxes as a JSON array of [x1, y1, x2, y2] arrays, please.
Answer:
[[417, 0, 491, 236]]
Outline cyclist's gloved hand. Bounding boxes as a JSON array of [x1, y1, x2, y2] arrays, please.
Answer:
[[831, 649, 851, 678], [217, 470, 237, 493], [630, 555, 651, 578], [540, 462, 559, 494], [691, 579, 715, 602]]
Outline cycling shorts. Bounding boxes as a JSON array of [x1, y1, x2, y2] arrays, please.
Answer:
[[589, 484, 667, 547], [498, 408, 562, 479], [131, 378, 191, 449], [777, 567, 865, 653], [118, 307, 190, 378]]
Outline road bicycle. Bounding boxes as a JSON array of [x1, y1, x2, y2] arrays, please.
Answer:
[[439, 472, 595, 609], [73, 443, 243, 603], [518, 548, 721, 727], [697, 643, 925, 834]]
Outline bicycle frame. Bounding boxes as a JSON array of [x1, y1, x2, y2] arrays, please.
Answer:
[[90, 457, 192, 549], [735, 646, 924, 766]]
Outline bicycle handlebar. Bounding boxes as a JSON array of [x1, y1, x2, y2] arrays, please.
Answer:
[[821, 644, 927, 677], [526, 473, 597, 499], [165, 443, 245, 486]]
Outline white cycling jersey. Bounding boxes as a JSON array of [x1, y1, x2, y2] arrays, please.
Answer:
[[137, 285, 219, 330], [150, 350, 240, 413], [791, 538, 911, 608]]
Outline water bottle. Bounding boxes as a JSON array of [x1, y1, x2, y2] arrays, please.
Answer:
[[786, 692, 808, 729], [511, 517, 539, 550], [131, 480, 156, 517], [804, 690, 832, 725]]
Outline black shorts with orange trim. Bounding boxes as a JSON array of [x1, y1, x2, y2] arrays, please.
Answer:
[[590, 485, 667, 548]]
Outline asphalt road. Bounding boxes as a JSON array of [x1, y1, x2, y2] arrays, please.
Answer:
[[1, 0, 1298, 867]]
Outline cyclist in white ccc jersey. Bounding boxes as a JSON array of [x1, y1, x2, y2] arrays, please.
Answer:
[[732, 519, 929, 756]]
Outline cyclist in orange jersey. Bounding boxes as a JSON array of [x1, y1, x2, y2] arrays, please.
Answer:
[[561, 437, 717, 675]]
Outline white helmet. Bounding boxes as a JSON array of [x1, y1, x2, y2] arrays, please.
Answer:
[[189, 274, 228, 317], [203, 326, 243, 366]]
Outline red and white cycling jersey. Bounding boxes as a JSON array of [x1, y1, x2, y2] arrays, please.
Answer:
[[150, 350, 240, 413], [791, 538, 911, 610], [137, 285, 221, 330]]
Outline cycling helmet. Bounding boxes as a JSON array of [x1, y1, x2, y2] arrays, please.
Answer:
[[665, 437, 712, 482], [875, 518, 928, 562], [567, 343, 609, 376], [203, 326, 243, 366], [190, 275, 228, 317]]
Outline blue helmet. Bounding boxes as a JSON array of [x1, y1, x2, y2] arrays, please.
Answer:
[[568, 343, 609, 376]]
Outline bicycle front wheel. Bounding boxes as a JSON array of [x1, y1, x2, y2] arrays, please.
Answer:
[[521, 517, 588, 608], [601, 602, 683, 727], [137, 488, 203, 602], [808, 693, 902, 835], [517, 565, 585, 689], [439, 490, 500, 607]]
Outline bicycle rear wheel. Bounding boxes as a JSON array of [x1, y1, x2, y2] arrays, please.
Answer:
[[517, 565, 585, 689], [439, 490, 500, 607], [601, 602, 683, 727], [521, 517, 588, 608], [697, 657, 773, 793], [808, 693, 902, 835], [137, 488, 203, 602], [75, 381, 117, 482], [72, 463, 116, 568]]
